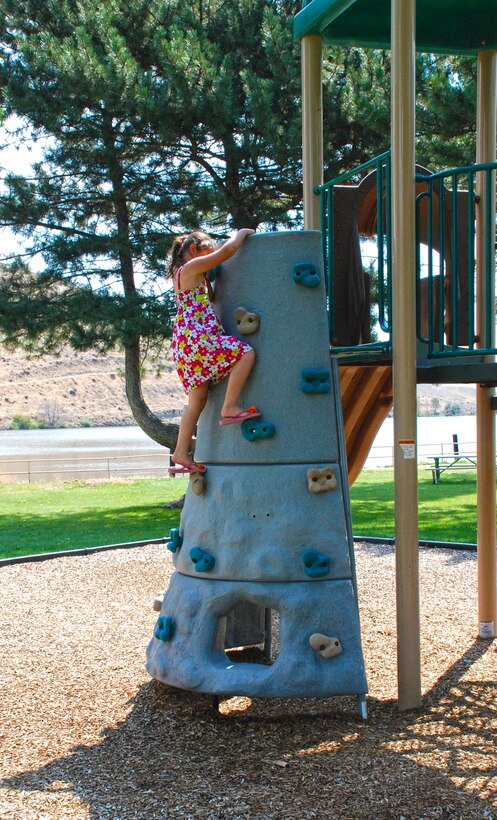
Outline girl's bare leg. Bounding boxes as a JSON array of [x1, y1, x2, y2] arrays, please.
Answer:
[[221, 349, 256, 418], [171, 383, 209, 465]]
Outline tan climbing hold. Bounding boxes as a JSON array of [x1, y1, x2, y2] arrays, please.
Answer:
[[234, 307, 260, 334], [307, 466, 337, 494], [190, 471, 206, 496], [309, 633, 342, 659], [153, 592, 164, 612]]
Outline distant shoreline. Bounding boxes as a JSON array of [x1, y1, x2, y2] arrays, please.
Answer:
[[0, 413, 183, 433], [0, 410, 478, 434]]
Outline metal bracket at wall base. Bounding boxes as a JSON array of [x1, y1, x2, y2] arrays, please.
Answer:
[[211, 694, 221, 717], [357, 695, 368, 720]]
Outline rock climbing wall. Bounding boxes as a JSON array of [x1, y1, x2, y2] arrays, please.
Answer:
[[147, 231, 368, 714]]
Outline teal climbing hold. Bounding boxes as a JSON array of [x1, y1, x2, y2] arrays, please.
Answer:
[[154, 615, 175, 642], [293, 263, 320, 289], [241, 419, 276, 442], [190, 546, 215, 572], [302, 549, 330, 578], [168, 528, 183, 553], [301, 368, 331, 394]]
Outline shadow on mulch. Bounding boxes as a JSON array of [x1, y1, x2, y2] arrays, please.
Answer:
[[2, 640, 496, 819]]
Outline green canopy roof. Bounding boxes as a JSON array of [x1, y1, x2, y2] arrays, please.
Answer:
[[294, 0, 497, 55]]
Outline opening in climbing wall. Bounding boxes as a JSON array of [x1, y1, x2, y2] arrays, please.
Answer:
[[219, 603, 280, 665]]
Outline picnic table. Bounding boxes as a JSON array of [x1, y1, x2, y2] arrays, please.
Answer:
[[427, 453, 477, 484]]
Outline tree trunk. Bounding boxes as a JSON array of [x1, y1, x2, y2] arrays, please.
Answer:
[[125, 338, 179, 451], [103, 110, 180, 454]]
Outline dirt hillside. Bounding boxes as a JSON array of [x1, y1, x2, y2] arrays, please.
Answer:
[[0, 347, 187, 430], [0, 346, 475, 430], [416, 381, 476, 416]]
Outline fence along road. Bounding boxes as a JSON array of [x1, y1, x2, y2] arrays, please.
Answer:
[[0, 451, 172, 483], [0, 439, 479, 482]]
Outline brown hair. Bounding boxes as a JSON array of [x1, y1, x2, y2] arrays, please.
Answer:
[[167, 231, 214, 278]]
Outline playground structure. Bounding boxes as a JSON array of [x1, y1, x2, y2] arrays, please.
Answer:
[[323, 152, 497, 484], [147, 231, 368, 716], [295, 0, 497, 708], [148, 0, 496, 714], [322, 155, 492, 484]]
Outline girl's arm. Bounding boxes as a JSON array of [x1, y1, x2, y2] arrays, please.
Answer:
[[179, 229, 255, 289]]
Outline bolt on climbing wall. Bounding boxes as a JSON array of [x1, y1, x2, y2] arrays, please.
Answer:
[[147, 231, 368, 716]]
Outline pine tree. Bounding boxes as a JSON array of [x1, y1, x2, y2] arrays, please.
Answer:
[[416, 54, 477, 170], [0, 0, 304, 448]]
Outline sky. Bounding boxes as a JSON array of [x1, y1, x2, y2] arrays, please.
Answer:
[[0, 116, 45, 263]]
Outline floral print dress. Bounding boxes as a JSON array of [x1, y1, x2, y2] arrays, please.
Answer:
[[172, 269, 252, 394]]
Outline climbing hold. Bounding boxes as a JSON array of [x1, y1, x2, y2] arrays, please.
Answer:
[[302, 548, 330, 578], [301, 368, 331, 394], [292, 262, 320, 289], [154, 615, 175, 642], [153, 592, 164, 612], [190, 471, 206, 496], [241, 419, 276, 442], [234, 307, 260, 335], [190, 546, 215, 573], [309, 633, 342, 659], [167, 528, 183, 553], [307, 466, 337, 494]]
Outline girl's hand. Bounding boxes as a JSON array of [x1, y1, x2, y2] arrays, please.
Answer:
[[231, 228, 255, 250], [180, 228, 256, 286]]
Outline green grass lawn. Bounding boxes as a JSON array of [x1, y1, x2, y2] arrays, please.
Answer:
[[350, 468, 478, 544], [0, 469, 480, 561], [0, 477, 187, 560]]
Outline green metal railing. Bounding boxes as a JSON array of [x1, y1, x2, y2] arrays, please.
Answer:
[[415, 161, 497, 358], [317, 150, 392, 355], [318, 152, 497, 360]]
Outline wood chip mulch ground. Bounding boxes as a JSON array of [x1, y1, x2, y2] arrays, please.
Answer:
[[1, 542, 496, 819]]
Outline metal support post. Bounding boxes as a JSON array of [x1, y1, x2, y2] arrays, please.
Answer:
[[476, 50, 497, 639], [391, 0, 421, 709], [301, 34, 323, 230]]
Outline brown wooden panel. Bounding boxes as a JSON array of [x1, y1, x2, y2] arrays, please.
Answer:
[[339, 365, 393, 486]]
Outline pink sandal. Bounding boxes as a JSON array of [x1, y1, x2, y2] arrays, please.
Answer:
[[168, 462, 206, 475], [219, 407, 261, 426]]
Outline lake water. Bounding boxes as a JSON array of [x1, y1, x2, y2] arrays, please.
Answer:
[[0, 425, 166, 457], [0, 426, 168, 482], [0, 415, 481, 480]]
